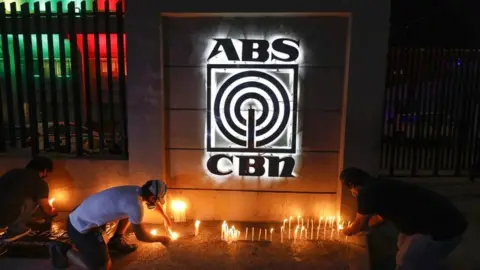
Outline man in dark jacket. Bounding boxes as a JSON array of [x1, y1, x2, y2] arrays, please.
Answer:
[[340, 167, 467, 270], [0, 156, 57, 242]]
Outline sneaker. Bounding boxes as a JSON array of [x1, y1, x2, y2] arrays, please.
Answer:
[[108, 234, 137, 254], [48, 241, 70, 269], [0, 225, 31, 243]]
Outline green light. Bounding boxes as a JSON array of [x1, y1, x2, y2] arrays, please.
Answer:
[[0, 34, 72, 78], [2, 0, 93, 13]]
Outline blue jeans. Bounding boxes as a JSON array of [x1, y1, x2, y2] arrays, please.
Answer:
[[396, 233, 462, 270]]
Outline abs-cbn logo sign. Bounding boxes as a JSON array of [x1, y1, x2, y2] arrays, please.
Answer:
[[205, 38, 300, 178]]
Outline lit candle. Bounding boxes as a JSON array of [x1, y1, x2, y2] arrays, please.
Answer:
[[310, 219, 314, 240], [283, 218, 288, 229], [301, 218, 304, 228], [281, 226, 284, 243], [300, 226, 305, 240], [245, 227, 248, 240], [221, 221, 227, 240], [195, 220, 200, 236], [270, 228, 273, 242], [306, 218, 309, 229], [264, 229, 267, 241], [338, 220, 344, 239], [168, 228, 179, 240], [49, 198, 55, 207], [288, 216, 292, 240], [323, 218, 327, 240], [150, 229, 158, 236], [252, 227, 254, 241], [258, 228, 262, 241], [294, 226, 299, 244]]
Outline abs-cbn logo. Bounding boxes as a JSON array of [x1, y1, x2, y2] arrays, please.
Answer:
[[205, 38, 300, 178]]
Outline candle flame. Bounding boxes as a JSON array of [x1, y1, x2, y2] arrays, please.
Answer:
[[150, 229, 158, 235], [270, 228, 274, 233], [195, 220, 201, 228], [170, 200, 187, 211], [168, 228, 179, 240], [48, 198, 55, 206]]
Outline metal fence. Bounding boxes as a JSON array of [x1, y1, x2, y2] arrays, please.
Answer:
[[0, 0, 127, 158], [380, 47, 480, 177]]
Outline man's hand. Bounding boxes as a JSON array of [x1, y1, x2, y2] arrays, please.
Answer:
[[38, 198, 56, 217]]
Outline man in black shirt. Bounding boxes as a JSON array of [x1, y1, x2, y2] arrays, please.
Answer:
[[340, 167, 467, 270], [0, 156, 57, 242]]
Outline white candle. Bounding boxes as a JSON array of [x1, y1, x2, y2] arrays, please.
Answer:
[[288, 216, 292, 240], [301, 218, 304, 228], [245, 227, 248, 240], [264, 229, 267, 241], [310, 220, 314, 240], [316, 225, 320, 240], [270, 228, 273, 242], [258, 228, 262, 241], [281, 226, 284, 243], [300, 226, 304, 240], [283, 218, 288, 229], [252, 227, 254, 241], [221, 221, 227, 240], [294, 226, 298, 244], [195, 220, 200, 236]]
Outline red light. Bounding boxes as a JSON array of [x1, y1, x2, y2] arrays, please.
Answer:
[[96, 0, 125, 12]]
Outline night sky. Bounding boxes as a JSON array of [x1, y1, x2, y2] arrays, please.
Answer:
[[390, 0, 477, 47]]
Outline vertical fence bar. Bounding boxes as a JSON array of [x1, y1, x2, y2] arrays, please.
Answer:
[[116, 0, 127, 157], [429, 48, 439, 170], [45, 2, 60, 151], [81, 1, 94, 153], [104, 1, 116, 150], [467, 50, 480, 171], [93, 2, 105, 151], [463, 50, 477, 171], [388, 47, 402, 176], [10, 3, 27, 148], [0, 3, 16, 149], [67, 2, 84, 156], [391, 48, 405, 175], [410, 48, 423, 176], [416, 48, 430, 171], [438, 49, 453, 171], [450, 49, 464, 174], [471, 50, 480, 174], [57, 1, 71, 153], [0, 62, 4, 151], [34, 2, 49, 152], [432, 48, 447, 175], [21, 3, 39, 156], [381, 48, 395, 171]]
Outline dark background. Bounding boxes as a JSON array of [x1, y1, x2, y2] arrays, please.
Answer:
[[390, 0, 478, 47]]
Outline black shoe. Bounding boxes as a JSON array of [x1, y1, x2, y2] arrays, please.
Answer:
[[0, 225, 31, 243], [48, 241, 71, 269], [108, 234, 137, 254]]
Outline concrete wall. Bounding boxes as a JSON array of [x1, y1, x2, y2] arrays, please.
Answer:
[[124, 1, 390, 223], [161, 15, 347, 221]]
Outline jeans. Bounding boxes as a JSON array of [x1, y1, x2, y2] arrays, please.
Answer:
[[396, 233, 462, 270]]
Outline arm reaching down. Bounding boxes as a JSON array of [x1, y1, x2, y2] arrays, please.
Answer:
[[131, 223, 171, 245], [38, 198, 57, 217]]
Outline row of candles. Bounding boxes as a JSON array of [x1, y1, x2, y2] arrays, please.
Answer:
[[220, 216, 351, 243], [280, 216, 351, 243]]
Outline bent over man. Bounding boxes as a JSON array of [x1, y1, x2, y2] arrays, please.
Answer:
[[49, 179, 172, 270], [0, 156, 56, 242], [341, 167, 467, 270]]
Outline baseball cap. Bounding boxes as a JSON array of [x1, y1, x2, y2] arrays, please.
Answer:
[[145, 179, 167, 205]]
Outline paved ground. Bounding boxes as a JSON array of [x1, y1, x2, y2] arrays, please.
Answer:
[[0, 221, 369, 270]]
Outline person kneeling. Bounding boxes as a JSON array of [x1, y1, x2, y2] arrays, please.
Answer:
[[49, 179, 172, 270]]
